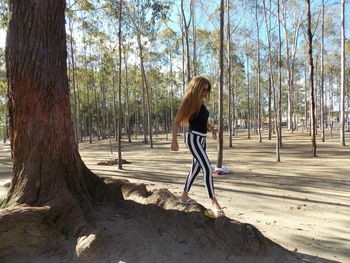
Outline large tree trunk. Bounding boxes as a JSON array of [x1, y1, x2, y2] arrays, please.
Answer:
[[2, 0, 108, 257]]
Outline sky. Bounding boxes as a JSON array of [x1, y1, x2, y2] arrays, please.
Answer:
[[0, 2, 349, 49]]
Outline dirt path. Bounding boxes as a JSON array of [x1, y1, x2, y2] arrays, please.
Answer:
[[1, 130, 349, 262]]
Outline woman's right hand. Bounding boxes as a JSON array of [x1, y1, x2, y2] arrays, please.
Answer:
[[171, 139, 179, 151]]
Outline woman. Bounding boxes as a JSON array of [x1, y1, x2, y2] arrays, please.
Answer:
[[171, 76, 225, 217]]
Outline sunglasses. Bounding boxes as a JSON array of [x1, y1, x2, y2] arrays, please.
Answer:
[[203, 88, 210, 93]]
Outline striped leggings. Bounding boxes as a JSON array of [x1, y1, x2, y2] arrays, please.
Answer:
[[184, 131, 215, 198]]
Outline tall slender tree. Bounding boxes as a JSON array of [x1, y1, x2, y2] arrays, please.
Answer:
[[118, 0, 123, 168], [255, 0, 262, 143], [320, 0, 325, 142], [306, 0, 317, 156], [340, 0, 346, 146], [181, 0, 192, 83], [262, 0, 273, 140], [227, 0, 233, 147], [276, 0, 282, 161], [217, 0, 225, 168]]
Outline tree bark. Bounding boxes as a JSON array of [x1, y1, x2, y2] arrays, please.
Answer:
[[68, 15, 79, 145], [307, 0, 317, 156], [217, 0, 224, 168], [263, 0, 273, 141], [2, 1, 108, 255], [181, 0, 191, 83], [3, 106, 8, 143], [255, 1, 262, 143], [191, 0, 197, 76], [246, 54, 251, 140], [321, 0, 325, 142], [227, 0, 233, 148], [340, 0, 346, 146], [123, 46, 132, 143], [276, 0, 281, 162], [118, 0, 123, 169]]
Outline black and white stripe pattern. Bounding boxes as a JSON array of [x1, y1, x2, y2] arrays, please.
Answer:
[[184, 131, 215, 198]]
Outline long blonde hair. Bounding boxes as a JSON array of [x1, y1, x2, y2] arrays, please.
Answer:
[[174, 76, 211, 126]]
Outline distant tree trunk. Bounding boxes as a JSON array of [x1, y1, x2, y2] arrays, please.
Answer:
[[180, 12, 186, 140], [123, 46, 131, 143], [191, 0, 197, 76], [268, 77, 272, 139], [3, 0, 106, 250], [112, 73, 117, 141], [328, 72, 333, 138], [321, 0, 325, 142], [217, 0, 224, 168], [101, 70, 107, 139], [137, 33, 148, 144], [276, 0, 281, 161], [284, 16, 293, 131], [87, 74, 92, 144], [307, 0, 317, 156], [93, 69, 101, 141], [227, 0, 233, 147], [263, 0, 273, 140], [169, 52, 174, 124], [85, 46, 92, 144], [246, 54, 251, 140], [234, 77, 238, 135], [315, 59, 318, 136], [137, 34, 153, 148], [135, 100, 139, 140], [154, 81, 159, 137], [181, 0, 191, 83], [340, 0, 346, 146], [304, 64, 308, 133], [255, 1, 262, 143], [118, 0, 123, 169]]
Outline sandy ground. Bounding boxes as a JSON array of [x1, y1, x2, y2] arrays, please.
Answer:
[[0, 130, 349, 262]]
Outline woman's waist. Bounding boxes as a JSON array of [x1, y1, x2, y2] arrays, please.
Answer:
[[188, 129, 207, 137]]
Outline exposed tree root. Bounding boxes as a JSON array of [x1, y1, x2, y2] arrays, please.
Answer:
[[120, 182, 285, 256], [0, 177, 294, 261]]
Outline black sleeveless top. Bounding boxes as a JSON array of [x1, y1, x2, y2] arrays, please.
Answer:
[[189, 104, 209, 134]]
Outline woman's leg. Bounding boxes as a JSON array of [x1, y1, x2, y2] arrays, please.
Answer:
[[183, 136, 205, 193], [186, 133, 215, 198], [186, 133, 224, 215]]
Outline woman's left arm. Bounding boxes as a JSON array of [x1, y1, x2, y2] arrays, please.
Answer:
[[208, 123, 217, 140]]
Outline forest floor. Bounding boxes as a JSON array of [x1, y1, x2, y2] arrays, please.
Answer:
[[0, 130, 349, 262]]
